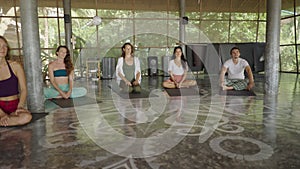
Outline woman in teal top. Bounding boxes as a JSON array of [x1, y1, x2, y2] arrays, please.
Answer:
[[44, 46, 87, 99], [116, 43, 141, 93]]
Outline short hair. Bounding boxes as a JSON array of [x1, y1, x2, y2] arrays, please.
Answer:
[[230, 47, 240, 54]]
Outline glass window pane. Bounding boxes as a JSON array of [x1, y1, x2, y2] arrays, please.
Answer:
[[297, 16, 300, 44], [281, 0, 295, 18], [134, 17, 168, 46], [39, 18, 60, 48], [186, 20, 201, 43], [186, 12, 200, 20], [93, 18, 134, 58], [57, 8, 64, 17], [168, 37, 179, 47], [136, 34, 168, 48], [10, 49, 22, 61], [98, 9, 132, 18], [41, 49, 56, 80], [72, 8, 96, 18], [200, 12, 230, 20], [200, 21, 229, 43], [298, 45, 300, 72], [231, 13, 258, 20], [168, 11, 179, 18], [280, 18, 295, 45], [38, 7, 59, 17], [135, 11, 168, 19], [280, 45, 297, 72], [281, 10, 295, 18], [58, 18, 65, 45], [0, 2, 19, 42], [257, 21, 266, 42], [297, 0, 300, 14], [1, 17, 19, 48], [72, 18, 96, 37], [230, 21, 257, 43], [259, 13, 267, 20]]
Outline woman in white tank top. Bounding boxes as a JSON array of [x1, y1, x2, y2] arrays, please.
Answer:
[[162, 46, 196, 89]]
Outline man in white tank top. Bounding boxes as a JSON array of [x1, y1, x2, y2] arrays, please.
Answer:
[[219, 47, 254, 91]]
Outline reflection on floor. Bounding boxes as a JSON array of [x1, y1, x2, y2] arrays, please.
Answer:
[[1, 73, 300, 169]]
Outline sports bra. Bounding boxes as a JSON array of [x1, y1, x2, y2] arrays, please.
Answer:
[[53, 69, 67, 77], [0, 61, 19, 97]]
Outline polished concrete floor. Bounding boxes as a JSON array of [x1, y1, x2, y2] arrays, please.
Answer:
[[1, 73, 300, 169]]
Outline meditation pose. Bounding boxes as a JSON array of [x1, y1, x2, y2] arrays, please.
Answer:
[[163, 46, 196, 88], [116, 42, 141, 93], [44, 45, 87, 99], [219, 47, 254, 91], [0, 36, 32, 127]]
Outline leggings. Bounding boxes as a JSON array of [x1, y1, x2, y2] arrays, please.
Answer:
[[166, 74, 184, 83], [44, 84, 87, 99]]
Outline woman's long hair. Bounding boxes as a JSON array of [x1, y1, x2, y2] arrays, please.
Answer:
[[172, 46, 187, 70], [56, 45, 74, 75], [0, 36, 10, 60], [121, 42, 134, 58]]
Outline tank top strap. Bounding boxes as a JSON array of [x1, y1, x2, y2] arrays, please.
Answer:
[[6, 60, 15, 76]]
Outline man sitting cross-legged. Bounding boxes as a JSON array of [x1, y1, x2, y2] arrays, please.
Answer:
[[219, 47, 255, 91]]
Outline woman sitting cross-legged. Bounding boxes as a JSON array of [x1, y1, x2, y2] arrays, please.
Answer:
[[0, 36, 32, 127], [162, 46, 197, 89], [44, 45, 87, 99], [116, 42, 142, 93]]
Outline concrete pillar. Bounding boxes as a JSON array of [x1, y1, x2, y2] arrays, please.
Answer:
[[265, 0, 281, 95], [262, 94, 277, 147], [179, 0, 186, 53], [63, 0, 73, 57], [20, 0, 44, 112]]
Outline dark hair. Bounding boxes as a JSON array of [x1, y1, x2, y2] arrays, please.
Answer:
[[230, 47, 240, 54], [56, 45, 74, 75], [121, 42, 134, 58], [0, 36, 10, 60], [172, 46, 187, 70]]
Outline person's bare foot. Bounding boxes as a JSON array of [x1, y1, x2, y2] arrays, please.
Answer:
[[222, 85, 234, 90]]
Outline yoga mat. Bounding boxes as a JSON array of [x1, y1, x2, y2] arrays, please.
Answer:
[[50, 96, 102, 108], [31, 112, 49, 122], [118, 90, 155, 99], [108, 85, 157, 99], [164, 87, 202, 96], [219, 89, 256, 96]]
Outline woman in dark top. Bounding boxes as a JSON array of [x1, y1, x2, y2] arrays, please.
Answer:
[[0, 36, 32, 127]]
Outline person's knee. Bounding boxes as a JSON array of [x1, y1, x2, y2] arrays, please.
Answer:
[[190, 80, 197, 86], [80, 87, 87, 95], [19, 112, 32, 125], [162, 81, 175, 88], [134, 85, 141, 93]]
